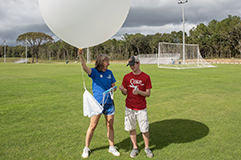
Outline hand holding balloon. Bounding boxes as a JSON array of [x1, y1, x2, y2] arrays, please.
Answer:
[[78, 48, 83, 57], [78, 48, 91, 75]]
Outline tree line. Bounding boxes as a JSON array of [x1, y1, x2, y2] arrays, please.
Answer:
[[1, 15, 241, 63]]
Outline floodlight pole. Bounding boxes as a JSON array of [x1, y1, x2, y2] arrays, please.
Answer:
[[87, 47, 90, 64], [25, 37, 28, 64], [4, 40, 6, 63], [178, 0, 188, 64]]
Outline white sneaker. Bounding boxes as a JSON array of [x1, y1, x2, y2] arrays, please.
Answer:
[[108, 146, 120, 156], [82, 147, 91, 158], [130, 148, 139, 158], [145, 148, 153, 158]]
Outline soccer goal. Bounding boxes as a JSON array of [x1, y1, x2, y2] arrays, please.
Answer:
[[157, 42, 216, 69], [14, 58, 29, 64], [138, 54, 158, 64]]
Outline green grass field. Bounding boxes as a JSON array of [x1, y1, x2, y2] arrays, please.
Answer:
[[1, 63, 241, 160]]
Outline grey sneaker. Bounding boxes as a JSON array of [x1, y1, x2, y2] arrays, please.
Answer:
[[108, 146, 120, 156], [82, 147, 91, 158], [130, 148, 139, 158], [145, 148, 153, 158]]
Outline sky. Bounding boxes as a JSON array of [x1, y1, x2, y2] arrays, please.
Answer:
[[1, 0, 241, 46]]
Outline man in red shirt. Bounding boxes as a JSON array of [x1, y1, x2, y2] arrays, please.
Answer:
[[119, 56, 153, 158]]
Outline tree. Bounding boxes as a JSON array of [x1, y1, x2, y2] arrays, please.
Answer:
[[222, 16, 241, 58], [129, 33, 145, 55], [231, 23, 241, 58], [190, 23, 212, 58], [16, 32, 54, 63], [122, 33, 133, 58]]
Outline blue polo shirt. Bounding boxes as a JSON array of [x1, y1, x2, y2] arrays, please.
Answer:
[[89, 68, 116, 104]]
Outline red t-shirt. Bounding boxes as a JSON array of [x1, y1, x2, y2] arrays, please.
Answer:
[[122, 72, 152, 110]]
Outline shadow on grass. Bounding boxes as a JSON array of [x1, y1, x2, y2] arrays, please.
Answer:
[[92, 119, 209, 153], [117, 119, 209, 152]]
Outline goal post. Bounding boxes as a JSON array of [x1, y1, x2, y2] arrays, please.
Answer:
[[138, 42, 216, 69], [157, 42, 216, 69]]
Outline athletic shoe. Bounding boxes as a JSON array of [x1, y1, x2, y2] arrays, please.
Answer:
[[82, 147, 91, 158], [145, 148, 153, 158], [108, 146, 120, 156], [130, 148, 139, 158]]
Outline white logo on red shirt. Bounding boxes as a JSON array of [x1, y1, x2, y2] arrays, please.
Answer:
[[129, 78, 144, 89], [130, 78, 142, 85]]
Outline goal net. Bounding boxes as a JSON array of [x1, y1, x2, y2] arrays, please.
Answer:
[[138, 54, 158, 64], [138, 42, 216, 69], [157, 42, 216, 69]]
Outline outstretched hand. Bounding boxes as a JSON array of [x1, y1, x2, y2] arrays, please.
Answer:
[[78, 48, 83, 56], [119, 85, 125, 92], [119, 85, 127, 95]]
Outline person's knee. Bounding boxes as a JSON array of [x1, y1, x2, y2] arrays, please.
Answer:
[[130, 129, 136, 135], [89, 123, 98, 131], [106, 122, 114, 130], [142, 131, 149, 135]]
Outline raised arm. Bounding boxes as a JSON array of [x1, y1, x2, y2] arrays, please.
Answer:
[[78, 49, 92, 75]]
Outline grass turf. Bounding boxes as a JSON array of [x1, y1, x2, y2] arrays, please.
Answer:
[[0, 63, 241, 159]]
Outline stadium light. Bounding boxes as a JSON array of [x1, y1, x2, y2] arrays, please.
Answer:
[[178, 0, 188, 64]]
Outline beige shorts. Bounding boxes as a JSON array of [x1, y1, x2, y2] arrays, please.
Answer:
[[124, 107, 149, 133]]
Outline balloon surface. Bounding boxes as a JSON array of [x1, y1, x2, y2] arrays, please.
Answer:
[[39, 0, 130, 48]]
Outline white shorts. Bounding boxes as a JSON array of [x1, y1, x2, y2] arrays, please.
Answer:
[[124, 107, 149, 133]]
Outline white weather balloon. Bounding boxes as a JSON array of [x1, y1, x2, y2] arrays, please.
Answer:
[[39, 0, 130, 48]]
